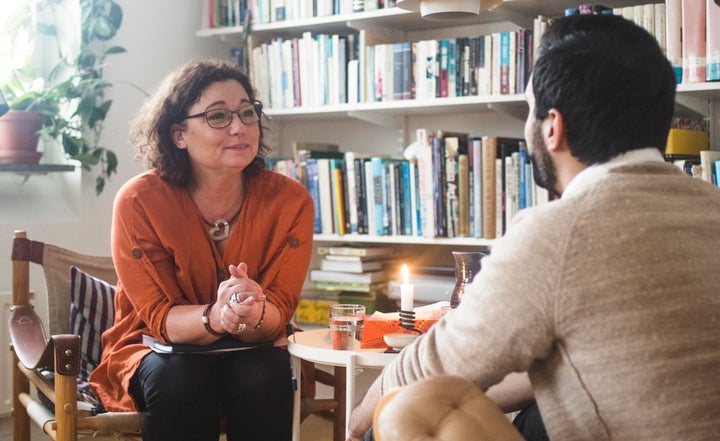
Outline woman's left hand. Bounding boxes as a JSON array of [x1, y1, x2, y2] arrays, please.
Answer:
[[220, 263, 266, 334]]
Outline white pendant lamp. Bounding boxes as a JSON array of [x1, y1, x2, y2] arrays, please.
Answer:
[[397, 0, 504, 21], [397, 0, 489, 21]]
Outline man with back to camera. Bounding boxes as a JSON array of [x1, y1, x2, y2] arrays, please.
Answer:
[[347, 14, 720, 441]]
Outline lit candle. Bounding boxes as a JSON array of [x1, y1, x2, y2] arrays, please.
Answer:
[[400, 264, 414, 311]]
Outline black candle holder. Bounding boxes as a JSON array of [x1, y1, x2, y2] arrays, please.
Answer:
[[399, 309, 422, 334]]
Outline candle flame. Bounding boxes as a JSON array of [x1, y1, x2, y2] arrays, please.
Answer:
[[401, 264, 410, 284]]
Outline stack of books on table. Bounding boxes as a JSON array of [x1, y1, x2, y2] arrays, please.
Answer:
[[310, 245, 395, 293], [296, 245, 398, 326]]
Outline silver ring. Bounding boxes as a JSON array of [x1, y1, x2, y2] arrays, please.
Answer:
[[236, 323, 247, 333], [229, 293, 240, 305]]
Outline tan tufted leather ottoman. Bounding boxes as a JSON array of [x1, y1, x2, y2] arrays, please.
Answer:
[[373, 375, 524, 441]]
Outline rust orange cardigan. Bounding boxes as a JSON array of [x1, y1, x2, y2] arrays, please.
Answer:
[[89, 168, 314, 411]]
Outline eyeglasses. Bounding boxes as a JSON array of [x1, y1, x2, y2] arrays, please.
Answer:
[[184, 101, 262, 129]]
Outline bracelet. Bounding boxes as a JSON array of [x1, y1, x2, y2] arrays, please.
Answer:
[[251, 300, 266, 331], [201, 303, 226, 337]]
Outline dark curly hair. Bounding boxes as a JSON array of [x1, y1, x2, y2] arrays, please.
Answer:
[[130, 59, 270, 187], [532, 14, 676, 165]]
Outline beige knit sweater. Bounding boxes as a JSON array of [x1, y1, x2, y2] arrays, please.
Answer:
[[381, 157, 720, 440]]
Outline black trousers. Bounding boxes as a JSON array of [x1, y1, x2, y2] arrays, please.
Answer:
[[129, 346, 293, 441], [512, 402, 549, 441]]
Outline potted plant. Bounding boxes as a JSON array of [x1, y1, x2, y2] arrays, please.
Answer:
[[0, 0, 125, 195]]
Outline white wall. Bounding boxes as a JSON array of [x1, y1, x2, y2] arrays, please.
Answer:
[[0, 1, 232, 415], [0, 0, 229, 285]]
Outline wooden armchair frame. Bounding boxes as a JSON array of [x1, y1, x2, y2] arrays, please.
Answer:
[[8, 230, 340, 441], [9, 230, 142, 441]]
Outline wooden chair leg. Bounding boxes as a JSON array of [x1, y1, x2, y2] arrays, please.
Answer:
[[55, 371, 78, 441], [53, 335, 81, 441], [12, 351, 31, 441], [12, 230, 31, 441], [333, 366, 346, 441]]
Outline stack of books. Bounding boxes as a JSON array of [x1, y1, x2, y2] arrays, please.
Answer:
[[296, 245, 398, 325], [310, 245, 394, 292]]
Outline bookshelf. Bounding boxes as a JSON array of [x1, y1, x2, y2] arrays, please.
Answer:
[[197, 0, 720, 266]]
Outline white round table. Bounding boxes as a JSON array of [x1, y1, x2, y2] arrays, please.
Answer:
[[288, 328, 397, 441]]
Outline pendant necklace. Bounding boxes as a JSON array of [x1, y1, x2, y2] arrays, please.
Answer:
[[203, 205, 243, 241]]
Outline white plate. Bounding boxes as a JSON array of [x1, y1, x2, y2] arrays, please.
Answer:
[[383, 333, 419, 350]]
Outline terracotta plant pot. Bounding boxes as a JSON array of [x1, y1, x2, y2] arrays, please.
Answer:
[[0, 110, 44, 164]]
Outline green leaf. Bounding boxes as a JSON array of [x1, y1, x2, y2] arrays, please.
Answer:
[[62, 133, 85, 157], [106, 150, 118, 175], [92, 16, 115, 40], [104, 46, 126, 55], [107, 2, 123, 30], [36, 23, 57, 37], [95, 176, 106, 196]]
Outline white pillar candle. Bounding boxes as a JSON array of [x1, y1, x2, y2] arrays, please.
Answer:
[[400, 264, 414, 311]]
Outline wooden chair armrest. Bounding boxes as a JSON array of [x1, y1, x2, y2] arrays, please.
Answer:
[[9, 304, 82, 372], [8, 304, 53, 370]]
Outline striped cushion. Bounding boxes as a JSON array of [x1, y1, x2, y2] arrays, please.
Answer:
[[69, 266, 116, 389]]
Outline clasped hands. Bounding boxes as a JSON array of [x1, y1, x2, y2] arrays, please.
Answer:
[[217, 262, 266, 335]]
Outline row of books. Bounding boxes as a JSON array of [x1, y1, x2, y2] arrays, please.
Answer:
[[268, 130, 551, 240], [622, 0, 719, 83], [365, 31, 533, 103], [251, 29, 534, 109], [202, 0, 397, 28], [543, 1, 720, 83], [252, 32, 352, 109], [252, 0, 396, 24], [674, 150, 720, 187], [203, 0, 249, 29]]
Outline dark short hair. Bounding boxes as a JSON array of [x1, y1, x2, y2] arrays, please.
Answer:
[[130, 59, 270, 187], [532, 14, 676, 164]]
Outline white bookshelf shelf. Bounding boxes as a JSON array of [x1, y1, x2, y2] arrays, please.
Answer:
[[196, 0, 720, 261], [313, 233, 494, 248]]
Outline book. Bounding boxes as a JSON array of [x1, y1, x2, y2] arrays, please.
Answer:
[[311, 280, 388, 293], [292, 142, 340, 164], [414, 128, 436, 238], [310, 269, 388, 284], [142, 334, 272, 354], [322, 254, 390, 263], [458, 152, 469, 237], [700, 150, 720, 184], [320, 258, 386, 273], [481, 136, 523, 239], [364, 159, 376, 234], [496, 138, 522, 237], [445, 135, 460, 238], [329, 158, 347, 235], [344, 151, 374, 234], [665, 0, 683, 83], [481, 136, 498, 239], [316, 158, 334, 234], [304, 158, 322, 233], [654, 3, 666, 55], [438, 38, 449, 98], [708, 0, 720, 81], [399, 160, 413, 235], [319, 245, 395, 258], [469, 137, 483, 238], [370, 156, 390, 235], [681, 0, 707, 83], [412, 40, 430, 100]]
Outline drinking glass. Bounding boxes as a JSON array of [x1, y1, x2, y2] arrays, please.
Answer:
[[329, 304, 365, 350]]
